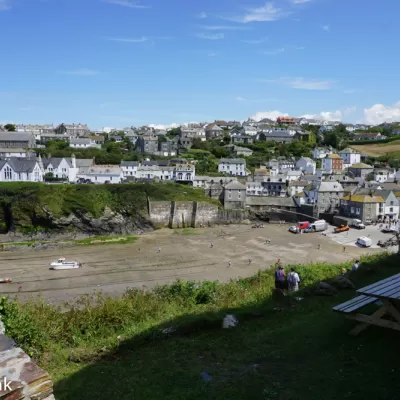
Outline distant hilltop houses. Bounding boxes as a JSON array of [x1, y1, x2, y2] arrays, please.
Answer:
[[0, 116, 399, 222]]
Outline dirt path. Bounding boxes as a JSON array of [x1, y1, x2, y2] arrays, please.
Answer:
[[0, 225, 378, 304]]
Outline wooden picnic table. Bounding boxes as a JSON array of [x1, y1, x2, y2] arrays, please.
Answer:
[[333, 273, 400, 335]]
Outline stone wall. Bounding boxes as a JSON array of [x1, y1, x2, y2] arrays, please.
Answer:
[[148, 201, 219, 228], [0, 317, 55, 400]]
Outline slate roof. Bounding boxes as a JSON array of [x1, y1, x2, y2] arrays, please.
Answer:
[[225, 181, 246, 190], [349, 163, 373, 169], [43, 157, 73, 169], [121, 161, 139, 167], [75, 158, 94, 168], [219, 158, 245, 164], [342, 194, 384, 203], [0, 158, 39, 173]]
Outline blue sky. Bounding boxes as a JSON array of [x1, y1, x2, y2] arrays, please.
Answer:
[[1, 0, 400, 128]]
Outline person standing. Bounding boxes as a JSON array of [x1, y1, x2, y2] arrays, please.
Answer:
[[288, 268, 300, 292], [274, 265, 285, 289], [351, 259, 360, 272]]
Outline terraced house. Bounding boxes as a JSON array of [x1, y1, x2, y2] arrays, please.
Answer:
[[339, 193, 384, 223]]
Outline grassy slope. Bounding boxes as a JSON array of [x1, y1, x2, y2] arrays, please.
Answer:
[[2, 252, 400, 399], [351, 141, 400, 157]]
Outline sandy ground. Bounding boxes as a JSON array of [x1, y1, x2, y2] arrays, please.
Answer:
[[0, 225, 383, 304]]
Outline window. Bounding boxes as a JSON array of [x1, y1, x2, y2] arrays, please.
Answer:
[[390, 207, 393, 212], [391, 201, 394, 205], [186, 173, 191, 180], [351, 207, 354, 214]]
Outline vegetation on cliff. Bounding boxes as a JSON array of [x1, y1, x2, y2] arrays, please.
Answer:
[[0, 182, 216, 234], [1, 253, 400, 399]]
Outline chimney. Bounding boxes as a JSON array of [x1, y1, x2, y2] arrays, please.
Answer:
[[71, 153, 76, 168]]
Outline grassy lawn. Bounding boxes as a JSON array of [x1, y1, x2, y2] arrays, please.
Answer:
[[2, 253, 400, 399]]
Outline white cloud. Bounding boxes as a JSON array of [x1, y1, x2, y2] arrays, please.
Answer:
[[261, 47, 285, 55], [103, 0, 150, 8], [224, 2, 289, 23], [363, 101, 400, 125], [198, 12, 207, 19], [322, 25, 330, 31], [58, 69, 99, 76], [196, 33, 224, 40], [301, 111, 342, 121], [107, 36, 148, 43], [148, 123, 181, 130], [241, 37, 268, 44], [292, 0, 312, 3], [0, 0, 11, 11], [343, 89, 356, 94], [250, 110, 288, 122], [201, 25, 250, 30], [263, 76, 335, 90], [208, 52, 217, 57]]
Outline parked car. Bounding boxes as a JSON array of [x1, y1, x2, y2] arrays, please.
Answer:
[[289, 221, 310, 234], [352, 219, 366, 229], [334, 224, 350, 233]]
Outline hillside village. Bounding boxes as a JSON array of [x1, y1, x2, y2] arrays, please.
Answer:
[[0, 117, 400, 224]]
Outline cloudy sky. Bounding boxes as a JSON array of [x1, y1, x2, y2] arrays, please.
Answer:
[[1, 0, 400, 128]]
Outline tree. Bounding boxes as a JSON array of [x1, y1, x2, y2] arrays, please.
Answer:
[[222, 135, 231, 145], [167, 127, 181, 137], [4, 124, 16, 132]]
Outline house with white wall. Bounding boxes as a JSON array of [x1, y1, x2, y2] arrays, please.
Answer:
[[174, 164, 195, 182], [218, 158, 248, 176], [76, 165, 123, 183], [312, 147, 333, 160], [43, 155, 80, 182], [296, 157, 316, 175], [121, 161, 139, 179], [0, 156, 44, 182], [338, 148, 361, 167], [69, 138, 100, 149], [374, 168, 396, 183]]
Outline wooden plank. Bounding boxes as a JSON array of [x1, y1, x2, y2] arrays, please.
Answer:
[[358, 277, 400, 297], [341, 297, 378, 313], [346, 313, 400, 332], [382, 299, 400, 324], [348, 306, 387, 336], [332, 295, 376, 313], [358, 274, 400, 294], [371, 286, 400, 300]]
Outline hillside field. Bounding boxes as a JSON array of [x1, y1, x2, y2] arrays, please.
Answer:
[[351, 141, 400, 157]]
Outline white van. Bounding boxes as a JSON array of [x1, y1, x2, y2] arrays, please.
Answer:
[[356, 236, 372, 247], [306, 220, 327, 232]]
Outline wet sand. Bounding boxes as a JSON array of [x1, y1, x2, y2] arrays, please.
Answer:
[[0, 225, 378, 304]]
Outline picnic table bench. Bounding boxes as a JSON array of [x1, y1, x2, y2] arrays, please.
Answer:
[[333, 273, 400, 335]]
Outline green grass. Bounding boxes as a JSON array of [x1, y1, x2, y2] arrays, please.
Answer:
[[1, 253, 400, 399], [172, 228, 201, 236], [74, 235, 138, 246]]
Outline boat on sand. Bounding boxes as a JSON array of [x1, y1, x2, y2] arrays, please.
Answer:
[[50, 257, 82, 270]]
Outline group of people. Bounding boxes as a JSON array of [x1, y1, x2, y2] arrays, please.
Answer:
[[274, 260, 301, 292]]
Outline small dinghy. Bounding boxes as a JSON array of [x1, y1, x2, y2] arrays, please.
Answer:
[[50, 257, 82, 270]]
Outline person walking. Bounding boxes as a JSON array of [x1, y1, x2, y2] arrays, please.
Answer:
[[228, 261, 232, 268], [274, 264, 285, 290], [248, 258, 252, 265], [288, 268, 300, 292]]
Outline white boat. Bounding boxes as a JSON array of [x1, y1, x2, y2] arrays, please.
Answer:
[[50, 257, 82, 270]]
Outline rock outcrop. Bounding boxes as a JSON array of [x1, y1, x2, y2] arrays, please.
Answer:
[[0, 317, 55, 400]]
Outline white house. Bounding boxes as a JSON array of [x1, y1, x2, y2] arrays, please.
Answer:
[[121, 161, 139, 179], [246, 181, 264, 196], [0, 157, 44, 182], [218, 158, 247, 176], [174, 164, 195, 182], [69, 138, 100, 149], [0, 148, 35, 159], [321, 154, 344, 174], [243, 126, 258, 136], [338, 148, 361, 167], [312, 147, 332, 160], [136, 165, 174, 181], [296, 157, 316, 175], [43, 155, 80, 182], [76, 165, 123, 183], [288, 180, 308, 197], [374, 168, 396, 183]]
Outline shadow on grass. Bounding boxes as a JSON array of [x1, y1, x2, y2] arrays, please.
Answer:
[[49, 253, 400, 399]]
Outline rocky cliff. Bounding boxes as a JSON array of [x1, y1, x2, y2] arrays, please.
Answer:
[[0, 183, 216, 237]]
